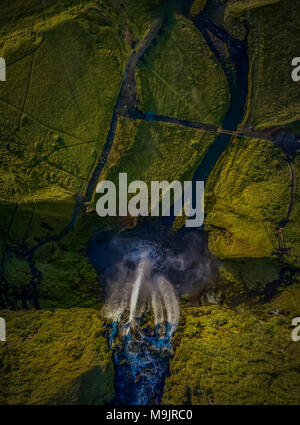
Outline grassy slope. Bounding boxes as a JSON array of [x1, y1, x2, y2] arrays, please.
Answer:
[[0, 0, 165, 242], [0, 6, 126, 205], [217, 259, 283, 303], [34, 223, 103, 310], [99, 117, 215, 211], [0, 4, 127, 302], [136, 14, 229, 126], [191, 0, 207, 17], [205, 0, 300, 265], [284, 152, 300, 266], [0, 308, 114, 405], [0, 1, 158, 309], [163, 283, 300, 405], [238, 0, 300, 130], [205, 137, 290, 259], [224, 0, 280, 19], [0, 201, 106, 310], [0, 0, 83, 36]]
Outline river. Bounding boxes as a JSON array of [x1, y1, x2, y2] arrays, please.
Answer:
[[87, 0, 250, 405]]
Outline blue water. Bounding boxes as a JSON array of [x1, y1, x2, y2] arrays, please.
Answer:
[[108, 322, 174, 405]]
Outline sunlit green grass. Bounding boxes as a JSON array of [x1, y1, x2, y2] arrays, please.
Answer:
[[224, 0, 280, 19], [0, 308, 114, 405], [163, 283, 300, 405], [191, 0, 207, 16]]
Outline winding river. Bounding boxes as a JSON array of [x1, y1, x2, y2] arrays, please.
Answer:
[[87, 0, 250, 405], [12, 0, 297, 405]]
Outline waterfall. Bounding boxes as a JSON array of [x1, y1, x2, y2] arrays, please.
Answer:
[[88, 231, 215, 404], [104, 256, 179, 335], [129, 258, 151, 326], [151, 286, 165, 326]]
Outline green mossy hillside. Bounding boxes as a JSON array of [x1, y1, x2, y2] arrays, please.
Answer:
[[216, 259, 283, 305], [224, 0, 280, 19], [0, 0, 162, 309], [0, 308, 114, 405], [205, 136, 291, 259], [0, 0, 164, 40], [34, 215, 105, 310], [0, 0, 85, 35], [163, 284, 300, 405], [282, 152, 300, 267], [0, 199, 75, 249], [2, 255, 31, 300], [191, 0, 207, 17], [0, 200, 105, 310], [117, 0, 166, 39], [35, 241, 102, 311]]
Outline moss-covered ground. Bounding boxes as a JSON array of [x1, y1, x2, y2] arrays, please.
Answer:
[[136, 13, 229, 125], [191, 0, 207, 17], [282, 152, 300, 266], [203, 0, 300, 267], [205, 136, 291, 259], [101, 117, 216, 191], [223, 0, 281, 19], [0, 0, 165, 404], [0, 0, 167, 308], [0, 308, 114, 405], [224, 0, 300, 130], [163, 283, 300, 405], [0, 2, 129, 204]]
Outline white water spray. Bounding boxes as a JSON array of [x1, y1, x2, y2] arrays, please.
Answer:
[[104, 255, 180, 336], [129, 258, 151, 326], [156, 276, 180, 335]]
